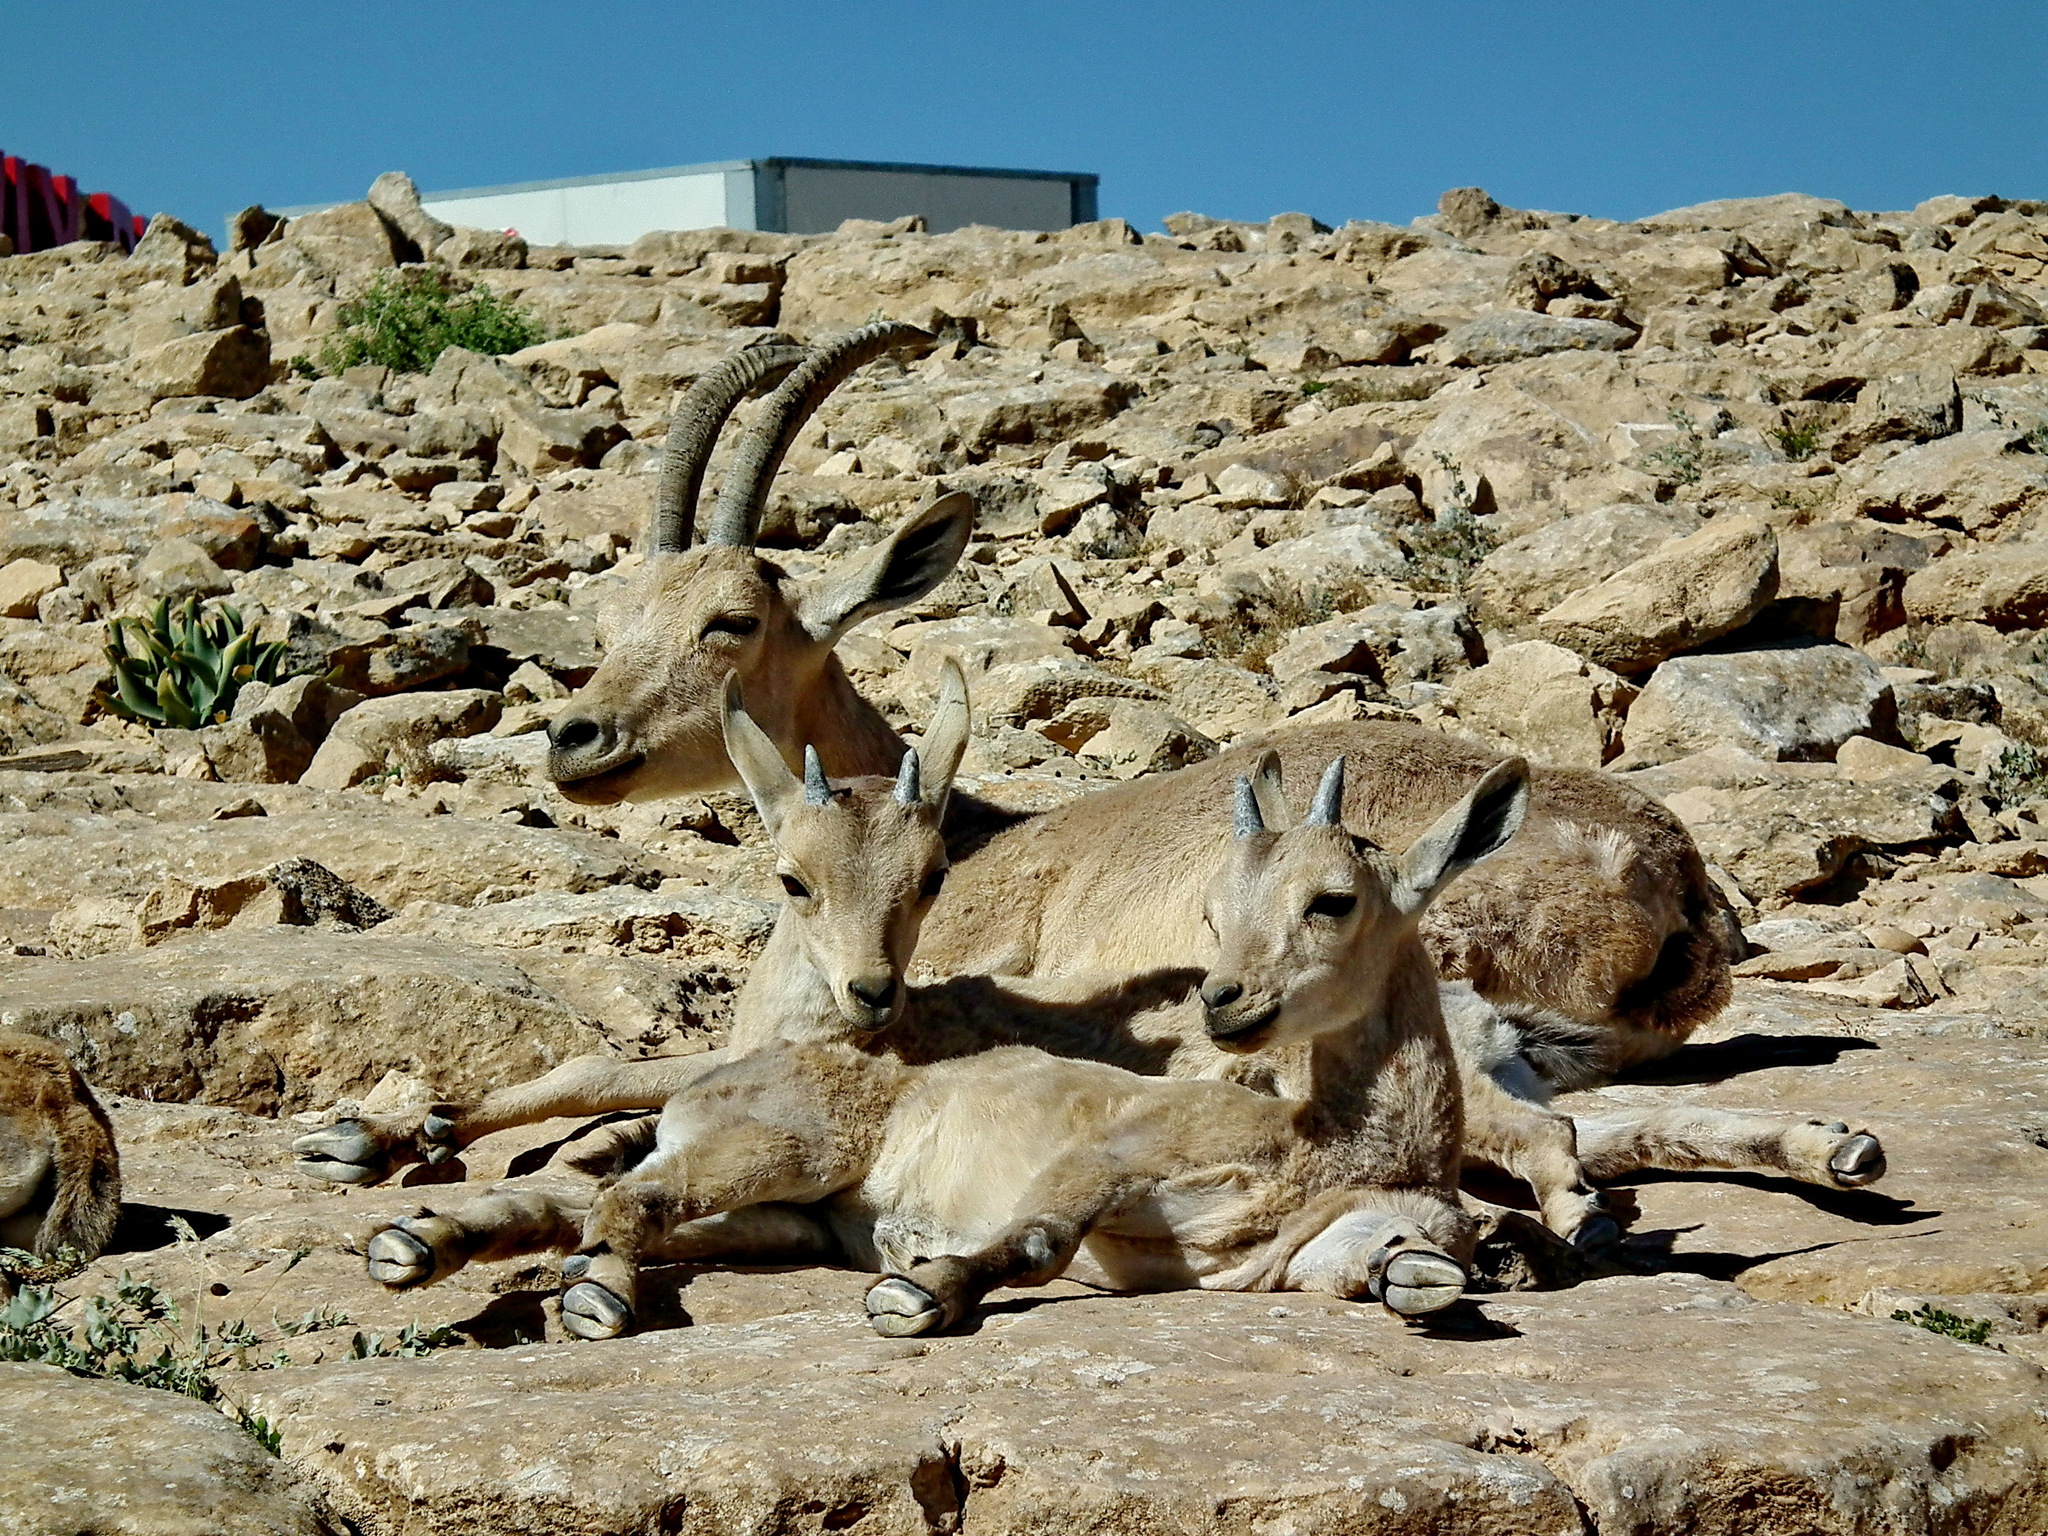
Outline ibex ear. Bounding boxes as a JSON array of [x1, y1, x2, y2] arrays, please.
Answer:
[[1391, 757, 1528, 916], [794, 490, 976, 643], [721, 675, 804, 839], [1247, 750, 1292, 831], [915, 657, 972, 816]]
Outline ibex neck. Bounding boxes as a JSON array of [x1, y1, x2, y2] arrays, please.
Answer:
[[795, 656, 908, 780]]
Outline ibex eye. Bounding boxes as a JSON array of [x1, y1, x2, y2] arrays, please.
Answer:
[[1306, 893, 1356, 919], [919, 868, 947, 901], [779, 874, 812, 900], [703, 614, 759, 639]]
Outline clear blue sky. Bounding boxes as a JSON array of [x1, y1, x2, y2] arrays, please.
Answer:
[[9, 2, 2046, 238]]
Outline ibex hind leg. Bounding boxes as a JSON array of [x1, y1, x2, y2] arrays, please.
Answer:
[[1574, 1106, 1886, 1190], [1283, 1203, 1469, 1317], [868, 1156, 1143, 1338]]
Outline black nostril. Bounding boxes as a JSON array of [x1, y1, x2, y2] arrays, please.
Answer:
[[849, 977, 898, 1010], [550, 715, 604, 754], [1203, 982, 1243, 1010]]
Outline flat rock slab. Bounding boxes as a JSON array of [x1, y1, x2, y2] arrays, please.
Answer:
[[248, 1274, 2048, 1536], [0, 1364, 335, 1535], [0, 928, 604, 1113]]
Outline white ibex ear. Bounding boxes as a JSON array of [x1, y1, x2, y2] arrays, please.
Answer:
[[914, 657, 971, 816], [722, 675, 804, 839], [1391, 757, 1528, 916], [1247, 750, 1292, 831], [794, 490, 976, 644]]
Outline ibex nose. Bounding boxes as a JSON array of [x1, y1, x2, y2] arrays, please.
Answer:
[[847, 975, 898, 1013], [1202, 980, 1243, 1011], [549, 712, 610, 757]]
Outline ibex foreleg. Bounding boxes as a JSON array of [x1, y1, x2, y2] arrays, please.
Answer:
[[1573, 1106, 1885, 1190], [564, 1114, 863, 1340], [366, 1183, 590, 1290]]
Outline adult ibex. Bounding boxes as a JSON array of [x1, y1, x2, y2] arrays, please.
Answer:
[[0, 1033, 121, 1290], [538, 324, 1734, 1077], [362, 680, 1519, 1332]]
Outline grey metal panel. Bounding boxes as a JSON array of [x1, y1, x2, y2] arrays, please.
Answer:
[[420, 171, 734, 245], [776, 165, 1078, 234], [722, 167, 759, 231], [752, 163, 788, 234]]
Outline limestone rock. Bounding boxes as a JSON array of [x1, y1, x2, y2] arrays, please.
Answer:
[[1538, 516, 1780, 674], [1041, 696, 1214, 777], [1433, 310, 1634, 366], [1469, 502, 1703, 634], [1449, 640, 1636, 768], [1903, 543, 2048, 630], [1627, 748, 1965, 900], [130, 326, 271, 401], [0, 928, 602, 1113], [0, 558, 63, 619], [1849, 430, 2048, 534], [365, 170, 455, 260], [1621, 641, 1896, 767], [246, 1274, 2048, 1536], [0, 1364, 334, 1534], [300, 689, 503, 789]]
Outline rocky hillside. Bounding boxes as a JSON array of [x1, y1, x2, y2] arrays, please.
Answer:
[[3, 179, 2048, 1533]]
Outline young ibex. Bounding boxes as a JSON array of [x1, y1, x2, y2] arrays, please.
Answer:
[[537, 325, 1736, 1079], [360, 681, 1531, 1332], [0, 1033, 121, 1288]]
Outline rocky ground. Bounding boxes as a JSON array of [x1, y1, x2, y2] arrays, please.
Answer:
[[3, 179, 2048, 1533]]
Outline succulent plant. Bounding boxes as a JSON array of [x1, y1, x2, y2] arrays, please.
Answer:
[[101, 596, 293, 730]]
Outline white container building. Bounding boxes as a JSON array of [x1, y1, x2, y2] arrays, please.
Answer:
[[285, 158, 1099, 247]]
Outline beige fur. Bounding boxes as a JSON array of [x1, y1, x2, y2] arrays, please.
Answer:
[[354, 689, 1530, 1333], [537, 336, 1734, 1071], [0, 1033, 121, 1275]]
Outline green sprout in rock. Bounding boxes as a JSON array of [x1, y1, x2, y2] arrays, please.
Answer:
[[102, 597, 293, 730], [319, 267, 549, 376], [1892, 1305, 1996, 1346]]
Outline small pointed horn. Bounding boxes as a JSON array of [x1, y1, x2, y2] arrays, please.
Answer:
[[803, 745, 832, 806], [648, 342, 808, 552], [1234, 775, 1266, 838], [895, 749, 921, 805], [1307, 757, 1346, 827], [705, 321, 935, 547]]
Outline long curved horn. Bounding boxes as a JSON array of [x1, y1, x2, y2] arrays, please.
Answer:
[[704, 321, 934, 547], [648, 343, 807, 551], [1306, 756, 1346, 827]]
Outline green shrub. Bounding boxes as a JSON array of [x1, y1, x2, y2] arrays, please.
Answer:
[[319, 268, 548, 376], [101, 597, 293, 730], [0, 1248, 464, 1455], [1643, 408, 1704, 485], [1987, 743, 2048, 807], [1771, 413, 1826, 461], [1892, 1305, 1995, 1346]]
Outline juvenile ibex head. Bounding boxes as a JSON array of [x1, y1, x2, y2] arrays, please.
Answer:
[[548, 324, 972, 804], [1199, 752, 1529, 1051], [723, 659, 972, 1030]]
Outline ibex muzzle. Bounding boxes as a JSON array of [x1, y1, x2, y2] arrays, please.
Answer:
[[545, 325, 969, 804]]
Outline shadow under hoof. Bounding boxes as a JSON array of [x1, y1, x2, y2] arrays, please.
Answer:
[[104, 1203, 232, 1256]]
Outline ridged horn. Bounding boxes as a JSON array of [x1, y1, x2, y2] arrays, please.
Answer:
[[704, 321, 935, 547], [648, 343, 807, 551], [1306, 757, 1346, 827], [1234, 775, 1265, 838], [895, 749, 921, 805], [803, 745, 832, 806]]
